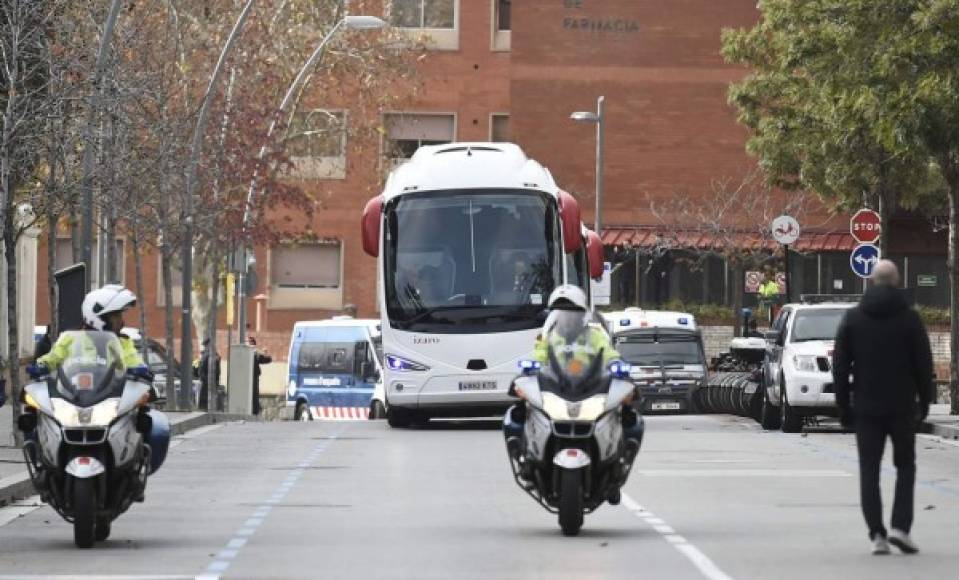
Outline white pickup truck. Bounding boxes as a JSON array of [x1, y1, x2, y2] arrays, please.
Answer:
[[760, 303, 855, 432]]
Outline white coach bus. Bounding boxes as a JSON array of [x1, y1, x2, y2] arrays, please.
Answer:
[[361, 143, 603, 427]]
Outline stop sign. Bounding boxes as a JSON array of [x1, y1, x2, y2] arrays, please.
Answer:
[[850, 209, 881, 244]]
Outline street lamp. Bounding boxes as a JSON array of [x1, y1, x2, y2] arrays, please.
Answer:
[[236, 14, 387, 346], [570, 95, 606, 236]]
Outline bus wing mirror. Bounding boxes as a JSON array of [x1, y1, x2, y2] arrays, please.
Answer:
[[558, 190, 582, 254], [362, 195, 383, 257], [586, 230, 604, 280]]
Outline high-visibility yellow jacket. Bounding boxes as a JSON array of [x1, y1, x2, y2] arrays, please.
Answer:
[[38, 333, 143, 370], [759, 280, 780, 301], [533, 325, 621, 368]]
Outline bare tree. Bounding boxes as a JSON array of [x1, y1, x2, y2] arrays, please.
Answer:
[[645, 172, 822, 335]]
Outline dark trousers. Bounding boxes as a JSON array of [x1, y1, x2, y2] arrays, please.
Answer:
[[855, 413, 916, 539]]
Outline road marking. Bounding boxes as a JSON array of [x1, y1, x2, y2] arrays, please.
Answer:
[[201, 427, 344, 579], [0, 577, 199, 579], [622, 492, 735, 580], [634, 469, 850, 478]]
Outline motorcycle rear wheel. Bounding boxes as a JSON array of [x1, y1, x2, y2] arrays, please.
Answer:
[[558, 469, 584, 537], [72, 478, 97, 549]]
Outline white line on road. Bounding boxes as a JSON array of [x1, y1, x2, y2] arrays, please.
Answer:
[[622, 492, 736, 580], [201, 427, 345, 579]]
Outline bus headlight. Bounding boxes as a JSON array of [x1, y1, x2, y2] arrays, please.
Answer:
[[385, 354, 429, 372], [288, 380, 297, 398]]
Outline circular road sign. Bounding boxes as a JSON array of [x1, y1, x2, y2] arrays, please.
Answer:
[[850, 243, 881, 279], [850, 209, 881, 244], [772, 215, 801, 245]]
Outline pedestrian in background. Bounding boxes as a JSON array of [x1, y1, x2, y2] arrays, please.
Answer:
[[34, 326, 52, 360], [248, 335, 272, 416], [196, 338, 221, 411], [758, 268, 780, 324], [832, 260, 933, 555]]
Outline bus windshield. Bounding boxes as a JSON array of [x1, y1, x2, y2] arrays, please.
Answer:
[[384, 190, 562, 333]]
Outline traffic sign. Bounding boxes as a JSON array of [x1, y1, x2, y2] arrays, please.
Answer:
[[850, 243, 880, 278], [772, 215, 801, 245], [850, 209, 881, 244]]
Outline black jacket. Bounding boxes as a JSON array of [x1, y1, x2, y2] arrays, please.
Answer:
[[832, 286, 934, 417]]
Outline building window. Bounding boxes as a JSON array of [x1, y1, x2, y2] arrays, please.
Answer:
[[271, 242, 342, 289], [56, 237, 125, 284], [490, 113, 510, 142], [497, 0, 511, 31], [391, 0, 459, 50], [384, 113, 455, 164], [391, 0, 456, 29], [285, 110, 347, 179], [491, 0, 511, 51]]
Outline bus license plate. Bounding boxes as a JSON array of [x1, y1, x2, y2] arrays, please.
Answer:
[[652, 402, 682, 411], [459, 381, 497, 391]]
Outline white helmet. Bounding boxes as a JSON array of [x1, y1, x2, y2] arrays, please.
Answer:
[[547, 285, 588, 311], [82, 284, 137, 331]]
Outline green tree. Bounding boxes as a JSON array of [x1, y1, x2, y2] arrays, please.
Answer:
[[724, 0, 959, 414], [721, 0, 945, 257]]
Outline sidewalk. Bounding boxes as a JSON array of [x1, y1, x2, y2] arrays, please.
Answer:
[[0, 405, 248, 506], [924, 403, 959, 439]]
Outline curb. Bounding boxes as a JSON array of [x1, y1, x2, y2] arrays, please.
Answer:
[[923, 420, 959, 440], [0, 412, 249, 508]]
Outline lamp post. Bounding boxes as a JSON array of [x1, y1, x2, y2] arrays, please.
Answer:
[[177, 0, 255, 412], [570, 96, 606, 236], [236, 14, 387, 346]]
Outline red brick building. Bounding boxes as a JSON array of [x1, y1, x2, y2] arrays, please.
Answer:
[[34, 0, 948, 351]]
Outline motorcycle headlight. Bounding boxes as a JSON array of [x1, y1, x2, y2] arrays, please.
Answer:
[[51, 398, 120, 427], [792, 355, 818, 373], [385, 354, 429, 372]]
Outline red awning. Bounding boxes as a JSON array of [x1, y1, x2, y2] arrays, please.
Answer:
[[600, 227, 857, 253]]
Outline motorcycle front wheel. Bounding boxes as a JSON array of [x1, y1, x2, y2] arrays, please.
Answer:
[[72, 478, 97, 549], [558, 469, 584, 537]]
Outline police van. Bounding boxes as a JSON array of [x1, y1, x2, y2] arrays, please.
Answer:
[[601, 308, 707, 414], [285, 318, 385, 421]]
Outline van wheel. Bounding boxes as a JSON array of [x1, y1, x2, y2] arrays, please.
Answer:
[[780, 382, 803, 433], [387, 407, 412, 428], [294, 402, 312, 422], [370, 401, 387, 420]]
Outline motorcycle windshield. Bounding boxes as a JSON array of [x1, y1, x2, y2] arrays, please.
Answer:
[[56, 330, 127, 406], [538, 341, 611, 402]]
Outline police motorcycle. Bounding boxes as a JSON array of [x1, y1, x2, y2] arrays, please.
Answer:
[[503, 343, 644, 536], [18, 331, 170, 548]]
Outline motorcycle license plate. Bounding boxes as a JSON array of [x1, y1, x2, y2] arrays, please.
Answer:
[[652, 401, 681, 411], [458, 381, 497, 391]]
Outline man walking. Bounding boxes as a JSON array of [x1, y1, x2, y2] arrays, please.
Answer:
[[832, 260, 933, 555]]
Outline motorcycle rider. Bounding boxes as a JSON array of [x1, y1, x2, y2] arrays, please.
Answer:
[[25, 284, 170, 475], [506, 285, 644, 502]]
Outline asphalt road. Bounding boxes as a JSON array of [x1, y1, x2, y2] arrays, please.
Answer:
[[1, 414, 958, 579]]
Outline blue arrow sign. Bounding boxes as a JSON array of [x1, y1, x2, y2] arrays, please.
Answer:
[[850, 243, 881, 278]]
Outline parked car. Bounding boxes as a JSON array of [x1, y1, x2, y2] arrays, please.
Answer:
[[759, 302, 856, 432]]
